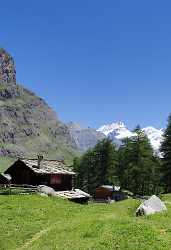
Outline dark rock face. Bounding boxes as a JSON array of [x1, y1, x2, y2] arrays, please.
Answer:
[[0, 49, 16, 84]]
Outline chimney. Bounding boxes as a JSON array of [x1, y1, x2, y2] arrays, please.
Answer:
[[37, 155, 43, 168]]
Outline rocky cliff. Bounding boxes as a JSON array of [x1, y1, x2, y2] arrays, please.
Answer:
[[0, 49, 78, 162], [67, 122, 105, 152], [0, 48, 16, 84]]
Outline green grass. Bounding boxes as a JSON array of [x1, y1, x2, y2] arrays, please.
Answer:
[[0, 195, 171, 250]]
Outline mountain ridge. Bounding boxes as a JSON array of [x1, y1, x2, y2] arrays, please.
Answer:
[[0, 49, 79, 163], [67, 121, 105, 152]]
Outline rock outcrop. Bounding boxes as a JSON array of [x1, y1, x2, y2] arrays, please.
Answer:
[[136, 195, 167, 216], [0, 48, 16, 84]]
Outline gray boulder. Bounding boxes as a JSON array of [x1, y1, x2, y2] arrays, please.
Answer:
[[39, 192, 48, 197], [136, 195, 167, 216], [37, 185, 55, 196]]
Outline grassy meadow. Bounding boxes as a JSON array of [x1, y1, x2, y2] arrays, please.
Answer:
[[0, 195, 171, 250]]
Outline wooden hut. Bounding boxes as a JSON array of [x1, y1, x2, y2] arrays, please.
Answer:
[[4, 157, 75, 191], [94, 185, 127, 202]]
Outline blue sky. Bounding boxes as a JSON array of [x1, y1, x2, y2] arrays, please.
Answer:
[[1, 1, 171, 129]]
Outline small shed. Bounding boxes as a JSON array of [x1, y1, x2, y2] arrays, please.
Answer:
[[4, 157, 75, 191], [94, 185, 127, 202], [0, 173, 11, 185]]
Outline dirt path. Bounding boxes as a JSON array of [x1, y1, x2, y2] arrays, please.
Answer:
[[16, 226, 53, 250]]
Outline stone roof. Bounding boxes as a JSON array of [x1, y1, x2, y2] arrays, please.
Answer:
[[0, 173, 12, 181], [55, 189, 91, 199], [20, 159, 75, 175]]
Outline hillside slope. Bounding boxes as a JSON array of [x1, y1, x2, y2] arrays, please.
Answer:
[[0, 82, 78, 159], [0, 49, 78, 163]]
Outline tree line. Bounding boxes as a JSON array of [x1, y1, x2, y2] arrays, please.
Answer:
[[73, 115, 171, 196]]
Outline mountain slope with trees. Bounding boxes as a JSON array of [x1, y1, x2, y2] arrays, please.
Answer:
[[74, 127, 163, 196], [117, 127, 162, 195]]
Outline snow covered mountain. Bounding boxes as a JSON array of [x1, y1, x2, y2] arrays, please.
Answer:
[[97, 122, 164, 153], [142, 127, 164, 152], [66, 121, 164, 154], [98, 122, 133, 139]]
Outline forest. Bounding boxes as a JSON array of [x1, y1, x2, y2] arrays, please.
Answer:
[[73, 115, 171, 196]]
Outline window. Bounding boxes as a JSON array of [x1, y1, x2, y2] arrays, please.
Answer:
[[50, 175, 62, 185]]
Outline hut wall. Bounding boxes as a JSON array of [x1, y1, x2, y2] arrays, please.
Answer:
[[5, 162, 35, 185], [95, 187, 127, 201], [49, 174, 72, 191], [95, 187, 112, 199], [112, 191, 127, 201]]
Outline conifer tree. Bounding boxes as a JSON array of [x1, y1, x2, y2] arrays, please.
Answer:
[[93, 138, 118, 186], [160, 114, 171, 192], [73, 128, 162, 196], [73, 138, 118, 194], [117, 127, 159, 195]]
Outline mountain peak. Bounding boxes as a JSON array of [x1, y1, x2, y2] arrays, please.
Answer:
[[67, 121, 83, 130], [97, 121, 164, 154], [97, 121, 126, 136], [0, 48, 16, 84]]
